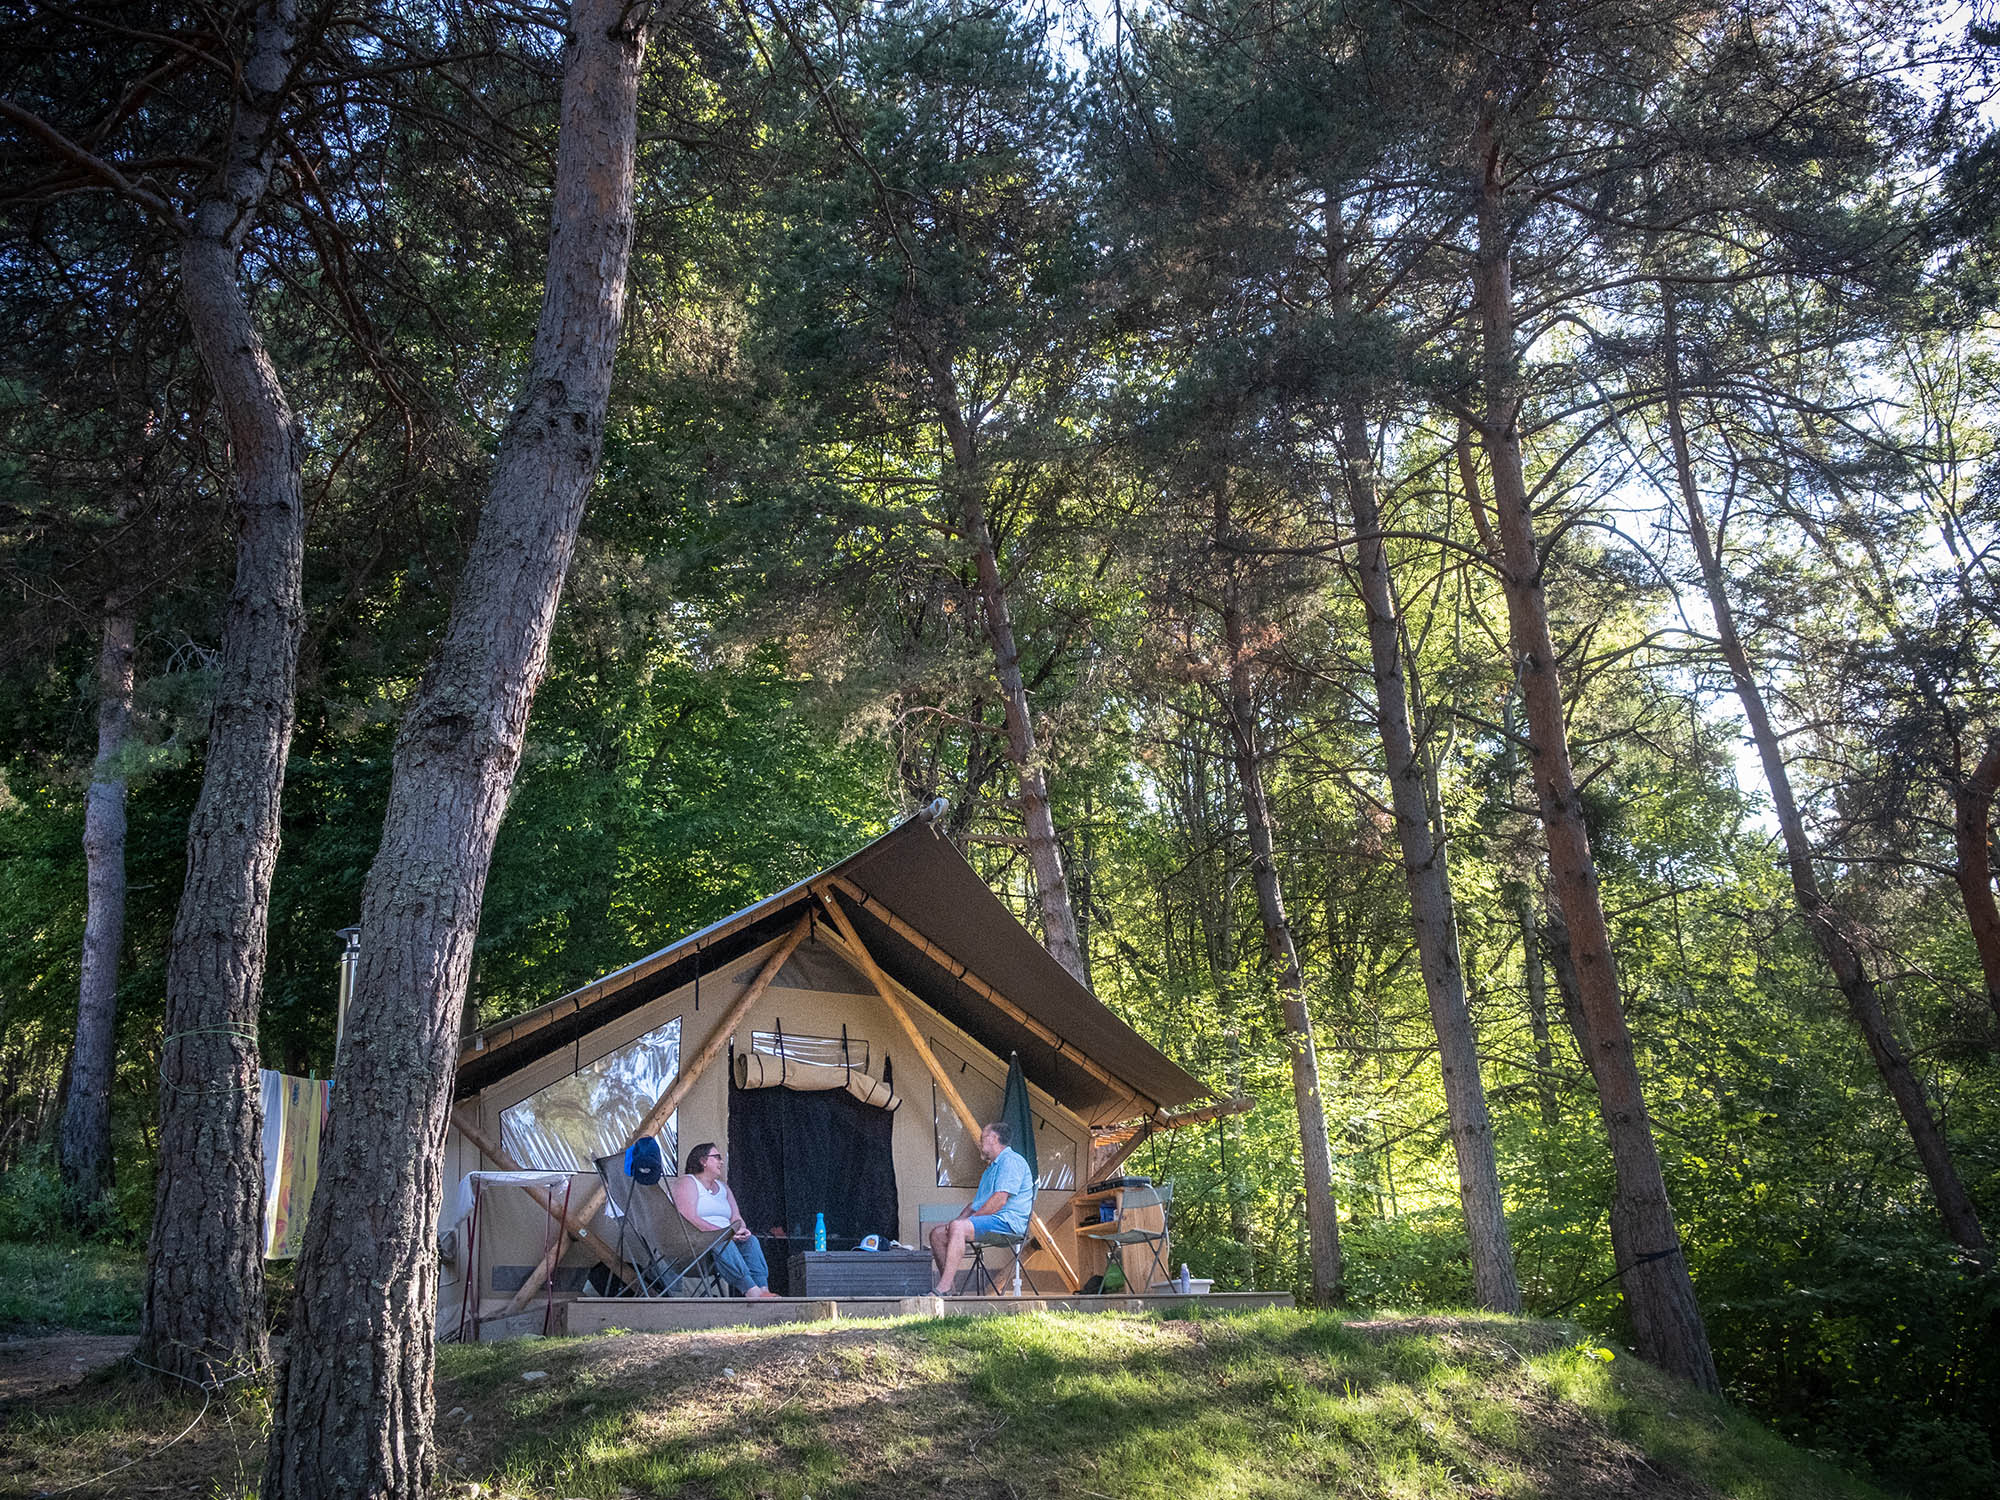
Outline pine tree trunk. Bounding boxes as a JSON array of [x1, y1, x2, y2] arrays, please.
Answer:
[[1342, 397, 1520, 1313], [136, 0, 306, 1389], [1469, 127, 1719, 1390], [1539, 904, 1592, 1055], [1953, 729, 2000, 1029], [935, 394, 1089, 985], [59, 605, 136, 1224], [262, 7, 649, 1494], [1660, 317, 1988, 1257], [1221, 574, 1344, 1305]]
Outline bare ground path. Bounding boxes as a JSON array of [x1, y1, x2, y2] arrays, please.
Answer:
[[0, 1334, 136, 1402]]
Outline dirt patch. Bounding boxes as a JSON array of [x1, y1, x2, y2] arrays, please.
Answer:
[[0, 1335, 137, 1403], [1509, 1384, 1723, 1500]]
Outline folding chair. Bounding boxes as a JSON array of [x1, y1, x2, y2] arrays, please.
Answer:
[[1098, 1182, 1173, 1292], [594, 1154, 733, 1297]]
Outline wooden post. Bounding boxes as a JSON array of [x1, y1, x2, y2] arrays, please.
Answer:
[[818, 889, 1081, 1292], [494, 914, 811, 1315]]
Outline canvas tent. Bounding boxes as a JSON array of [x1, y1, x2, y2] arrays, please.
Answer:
[[438, 808, 1211, 1325]]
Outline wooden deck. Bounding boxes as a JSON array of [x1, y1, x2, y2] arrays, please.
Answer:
[[520, 1290, 1290, 1338]]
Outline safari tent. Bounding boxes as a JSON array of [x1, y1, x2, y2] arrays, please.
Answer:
[[437, 806, 1233, 1335]]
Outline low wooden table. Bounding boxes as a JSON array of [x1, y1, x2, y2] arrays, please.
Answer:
[[787, 1249, 936, 1298]]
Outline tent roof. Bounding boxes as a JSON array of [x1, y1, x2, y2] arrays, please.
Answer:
[[454, 813, 1208, 1125]]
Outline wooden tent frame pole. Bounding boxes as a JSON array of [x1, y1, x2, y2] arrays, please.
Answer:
[[825, 875, 1146, 1115], [493, 914, 812, 1316], [1092, 1095, 1253, 1149], [818, 888, 1081, 1293]]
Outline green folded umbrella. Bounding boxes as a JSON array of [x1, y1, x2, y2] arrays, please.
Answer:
[[1001, 1051, 1038, 1183]]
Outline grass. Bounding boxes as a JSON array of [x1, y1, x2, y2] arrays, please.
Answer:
[[0, 1240, 143, 1335], [0, 1308, 1892, 1499], [431, 1308, 1887, 1500]]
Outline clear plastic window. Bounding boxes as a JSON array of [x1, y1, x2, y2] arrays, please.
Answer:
[[751, 1030, 870, 1073], [499, 1016, 681, 1174], [930, 1038, 1077, 1191], [932, 1041, 1006, 1187]]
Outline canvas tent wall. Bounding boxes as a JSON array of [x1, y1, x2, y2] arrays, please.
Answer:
[[441, 812, 1208, 1299]]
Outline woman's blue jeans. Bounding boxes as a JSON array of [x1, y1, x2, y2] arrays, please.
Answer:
[[709, 1233, 769, 1294]]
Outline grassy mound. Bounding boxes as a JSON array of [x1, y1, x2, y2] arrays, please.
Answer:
[[433, 1308, 1888, 1499], [3, 1309, 1887, 1499]]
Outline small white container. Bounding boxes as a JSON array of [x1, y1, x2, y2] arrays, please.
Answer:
[[1150, 1278, 1213, 1295]]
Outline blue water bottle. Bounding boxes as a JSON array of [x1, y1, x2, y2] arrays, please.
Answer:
[[814, 1212, 826, 1252]]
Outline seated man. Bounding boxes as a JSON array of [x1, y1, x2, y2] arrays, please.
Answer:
[[669, 1142, 777, 1299], [929, 1120, 1034, 1295]]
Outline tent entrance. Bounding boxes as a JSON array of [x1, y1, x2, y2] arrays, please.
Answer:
[[727, 1075, 899, 1292]]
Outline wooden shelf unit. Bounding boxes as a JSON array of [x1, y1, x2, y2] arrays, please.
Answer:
[[1070, 1184, 1169, 1287]]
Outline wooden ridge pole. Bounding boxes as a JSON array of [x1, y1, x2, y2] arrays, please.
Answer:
[[818, 889, 1081, 1292], [494, 914, 812, 1315]]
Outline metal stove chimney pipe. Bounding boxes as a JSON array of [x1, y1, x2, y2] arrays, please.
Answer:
[[334, 926, 362, 1059]]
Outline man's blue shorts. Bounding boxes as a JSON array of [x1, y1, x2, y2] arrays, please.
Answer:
[[968, 1212, 1025, 1239]]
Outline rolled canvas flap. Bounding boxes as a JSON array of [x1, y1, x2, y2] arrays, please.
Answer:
[[732, 1051, 899, 1111]]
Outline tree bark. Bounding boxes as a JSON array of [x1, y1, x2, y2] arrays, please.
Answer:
[[1953, 729, 2000, 1029], [59, 605, 136, 1224], [262, 6, 649, 1495], [1341, 395, 1520, 1313], [1220, 569, 1344, 1305], [136, 0, 305, 1390], [1660, 308, 1988, 1258], [1468, 125, 1719, 1390], [934, 390, 1089, 985]]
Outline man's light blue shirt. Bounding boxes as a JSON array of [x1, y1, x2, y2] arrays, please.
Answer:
[[976, 1146, 1035, 1234]]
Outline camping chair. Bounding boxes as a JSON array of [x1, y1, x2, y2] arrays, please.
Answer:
[[1098, 1182, 1173, 1292], [969, 1225, 1039, 1297], [918, 1203, 1039, 1297], [593, 1154, 733, 1297]]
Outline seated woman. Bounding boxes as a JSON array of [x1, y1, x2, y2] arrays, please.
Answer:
[[669, 1142, 777, 1299]]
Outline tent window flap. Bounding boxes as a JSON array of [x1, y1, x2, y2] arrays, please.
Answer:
[[499, 1016, 682, 1172]]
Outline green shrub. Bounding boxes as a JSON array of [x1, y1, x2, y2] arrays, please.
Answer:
[[1341, 1208, 1475, 1310], [0, 1144, 72, 1241]]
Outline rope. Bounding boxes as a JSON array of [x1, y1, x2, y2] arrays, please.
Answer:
[[161, 1025, 259, 1044], [1545, 1244, 1686, 1318], [158, 1025, 263, 1096], [46, 1335, 267, 1498]]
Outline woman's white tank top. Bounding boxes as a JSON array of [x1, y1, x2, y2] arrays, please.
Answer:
[[691, 1177, 732, 1228]]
